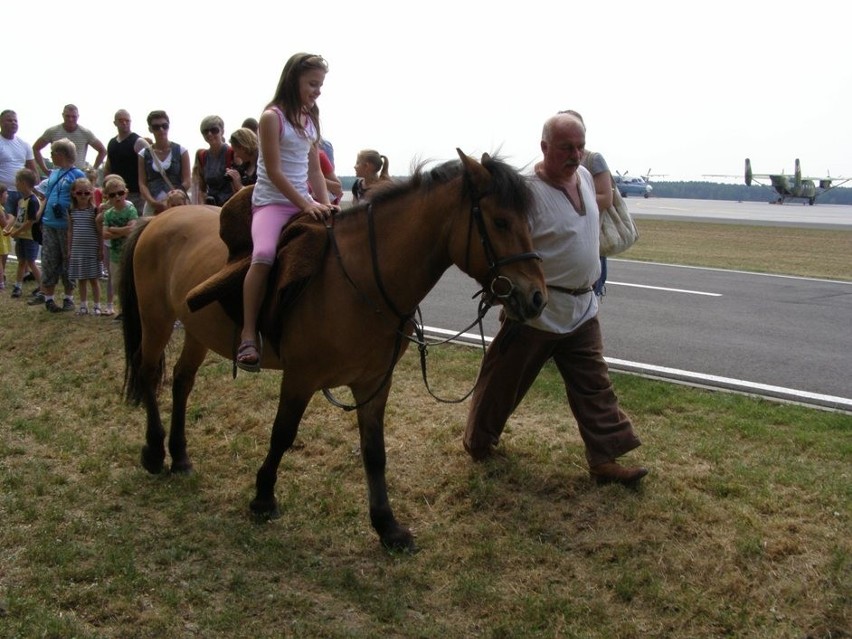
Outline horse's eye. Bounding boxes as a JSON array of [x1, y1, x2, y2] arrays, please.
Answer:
[[493, 217, 509, 230]]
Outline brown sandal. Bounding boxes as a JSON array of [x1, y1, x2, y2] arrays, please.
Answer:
[[236, 339, 262, 373]]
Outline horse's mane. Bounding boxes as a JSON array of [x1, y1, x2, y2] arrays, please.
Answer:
[[339, 155, 532, 221]]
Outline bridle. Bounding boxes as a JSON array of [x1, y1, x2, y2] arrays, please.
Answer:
[[462, 172, 541, 310], [322, 170, 541, 410]]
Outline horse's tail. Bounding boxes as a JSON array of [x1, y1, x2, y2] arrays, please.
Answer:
[[119, 218, 165, 405]]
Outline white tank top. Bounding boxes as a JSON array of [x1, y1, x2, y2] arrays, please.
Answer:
[[251, 107, 317, 207]]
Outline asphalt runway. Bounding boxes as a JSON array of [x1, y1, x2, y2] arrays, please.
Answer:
[[419, 199, 852, 412], [628, 197, 852, 229]]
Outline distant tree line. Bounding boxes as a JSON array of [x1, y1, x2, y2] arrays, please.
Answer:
[[337, 175, 852, 204], [647, 181, 852, 205]]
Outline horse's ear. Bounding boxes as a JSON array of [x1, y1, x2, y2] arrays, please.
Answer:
[[456, 148, 491, 191]]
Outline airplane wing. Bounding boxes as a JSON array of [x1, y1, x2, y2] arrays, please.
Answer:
[[812, 176, 852, 193]]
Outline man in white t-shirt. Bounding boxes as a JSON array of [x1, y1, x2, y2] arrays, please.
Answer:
[[32, 104, 106, 173], [464, 112, 648, 487], [0, 110, 38, 190], [0, 110, 40, 243]]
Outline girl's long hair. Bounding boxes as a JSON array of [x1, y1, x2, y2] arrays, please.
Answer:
[[267, 53, 327, 139]]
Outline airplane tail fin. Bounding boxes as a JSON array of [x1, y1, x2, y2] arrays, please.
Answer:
[[795, 158, 802, 189], [745, 158, 753, 186]]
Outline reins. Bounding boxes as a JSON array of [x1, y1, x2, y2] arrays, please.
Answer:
[[321, 208, 411, 411], [321, 166, 541, 410]]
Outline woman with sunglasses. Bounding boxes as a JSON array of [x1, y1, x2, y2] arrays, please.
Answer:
[[193, 115, 235, 206], [137, 110, 191, 215]]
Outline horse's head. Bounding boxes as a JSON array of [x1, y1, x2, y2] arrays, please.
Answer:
[[453, 149, 547, 321]]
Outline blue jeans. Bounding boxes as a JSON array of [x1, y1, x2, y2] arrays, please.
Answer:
[[593, 256, 607, 296]]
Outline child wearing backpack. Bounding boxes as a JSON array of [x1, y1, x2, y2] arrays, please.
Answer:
[[2, 169, 43, 298]]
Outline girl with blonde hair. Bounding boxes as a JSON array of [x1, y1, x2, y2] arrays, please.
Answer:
[[352, 149, 390, 204]]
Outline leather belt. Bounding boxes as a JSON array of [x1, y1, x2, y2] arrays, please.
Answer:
[[550, 285, 592, 296]]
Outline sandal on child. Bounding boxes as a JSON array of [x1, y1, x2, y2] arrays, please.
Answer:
[[93, 306, 102, 316], [76, 306, 89, 316], [236, 339, 262, 373], [102, 306, 114, 316]]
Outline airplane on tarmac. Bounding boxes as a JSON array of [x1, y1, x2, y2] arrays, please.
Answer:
[[745, 158, 851, 205], [613, 169, 664, 198]]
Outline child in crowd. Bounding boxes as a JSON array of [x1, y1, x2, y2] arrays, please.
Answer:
[[0, 185, 11, 290], [2, 169, 42, 297], [67, 177, 103, 315], [97, 175, 138, 316], [86, 167, 103, 209], [97, 173, 122, 308], [165, 189, 188, 208], [237, 52, 335, 372], [351, 149, 391, 205]]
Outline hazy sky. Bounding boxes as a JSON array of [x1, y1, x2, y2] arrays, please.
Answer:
[[8, 0, 851, 182]]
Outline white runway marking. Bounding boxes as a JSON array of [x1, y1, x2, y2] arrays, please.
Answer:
[[606, 357, 852, 412], [421, 327, 852, 413], [607, 281, 722, 296]]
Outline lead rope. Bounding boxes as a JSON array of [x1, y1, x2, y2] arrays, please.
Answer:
[[410, 293, 494, 404]]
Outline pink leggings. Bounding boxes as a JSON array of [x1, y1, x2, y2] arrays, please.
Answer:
[[250, 202, 302, 265]]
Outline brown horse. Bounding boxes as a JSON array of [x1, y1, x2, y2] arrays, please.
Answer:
[[120, 150, 546, 551]]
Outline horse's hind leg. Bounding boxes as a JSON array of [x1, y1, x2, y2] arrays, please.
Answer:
[[168, 333, 208, 474], [137, 325, 174, 474], [250, 378, 310, 519], [354, 382, 415, 552]]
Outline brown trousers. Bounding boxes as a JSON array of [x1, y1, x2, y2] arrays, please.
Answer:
[[464, 315, 641, 466]]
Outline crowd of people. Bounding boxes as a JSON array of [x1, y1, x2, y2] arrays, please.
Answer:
[[0, 52, 647, 485], [0, 100, 352, 320]]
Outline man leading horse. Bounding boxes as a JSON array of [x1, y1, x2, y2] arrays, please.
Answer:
[[463, 112, 649, 486]]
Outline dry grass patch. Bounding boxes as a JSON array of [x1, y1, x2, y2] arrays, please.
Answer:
[[0, 278, 849, 638]]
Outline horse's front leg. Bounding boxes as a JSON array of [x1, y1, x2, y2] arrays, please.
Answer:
[[250, 376, 310, 520], [168, 334, 208, 474], [355, 381, 415, 552]]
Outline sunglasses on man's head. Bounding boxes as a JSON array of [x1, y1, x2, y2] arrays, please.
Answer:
[[150, 123, 169, 131], [108, 190, 127, 198], [202, 126, 221, 136]]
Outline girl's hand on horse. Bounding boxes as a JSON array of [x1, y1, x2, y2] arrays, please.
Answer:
[[302, 201, 334, 221]]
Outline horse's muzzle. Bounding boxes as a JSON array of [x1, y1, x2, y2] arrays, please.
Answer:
[[501, 286, 546, 322]]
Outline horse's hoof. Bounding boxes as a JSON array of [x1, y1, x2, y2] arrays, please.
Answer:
[[249, 498, 281, 522], [170, 460, 194, 475], [140, 446, 165, 474], [380, 527, 417, 553]]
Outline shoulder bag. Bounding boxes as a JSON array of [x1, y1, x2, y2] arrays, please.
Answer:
[[599, 179, 639, 257], [33, 168, 75, 244]]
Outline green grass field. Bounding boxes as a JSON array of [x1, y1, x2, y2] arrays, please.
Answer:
[[627, 219, 852, 280], [0, 220, 849, 638]]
